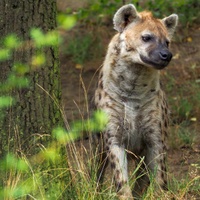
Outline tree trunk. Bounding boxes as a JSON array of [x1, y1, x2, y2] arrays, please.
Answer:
[[0, 0, 62, 155]]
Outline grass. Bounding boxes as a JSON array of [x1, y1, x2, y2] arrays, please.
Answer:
[[0, 141, 75, 199], [164, 71, 200, 123], [169, 122, 196, 149], [1, 125, 199, 200], [1, 118, 199, 200], [170, 173, 200, 199]]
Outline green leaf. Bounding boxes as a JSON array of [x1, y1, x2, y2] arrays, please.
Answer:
[[43, 148, 59, 163], [45, 31, 60, 46], [30, 28, 45, 47], [13, 63, 29, 75], [17, 159, 28, 171], [4, 34, 21, 49], [0, 96, 14, 108], [31, 53, 46, 67], [0, 49, 11, 61], [30, 28, 60, 47], [7, 75, 29, 88], [53, 126, 81, 144], [93, 110, 108, 131], [1, 154, 28, 171], [57, 15, 76, 30], [53, 127, 68, 144]]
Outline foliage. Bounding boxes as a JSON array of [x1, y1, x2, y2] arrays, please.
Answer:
[[73, 0, 199, 26], [66, 33, 93, 64], [70, 0, 200, 27], [144, 0, 200, 26], [57, 14, 76, 30], [53, 110, 108, 144], [75, 0, 125, 24], [169, 122, 196, 149]]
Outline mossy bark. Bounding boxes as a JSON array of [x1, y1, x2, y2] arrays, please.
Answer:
[[0, 0, 62, 155]]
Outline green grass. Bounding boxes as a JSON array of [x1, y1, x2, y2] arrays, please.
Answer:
[[169, 173, 200, 199], [165, 71, 200, 123], [1, 151, 199, 199], [1, 135, 199, 200], [169, 122, 196, 149]]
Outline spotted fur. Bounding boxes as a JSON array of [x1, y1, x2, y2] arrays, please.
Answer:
[[94, 4, 178, 199]]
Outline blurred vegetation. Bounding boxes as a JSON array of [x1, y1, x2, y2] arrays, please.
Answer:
[[143, 0, 200, 26], [65, 0, 199, 26]]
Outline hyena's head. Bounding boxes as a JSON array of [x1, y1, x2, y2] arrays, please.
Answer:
[[113, 4, 178, 69]]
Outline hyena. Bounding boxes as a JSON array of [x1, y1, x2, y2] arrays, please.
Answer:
[[94, 4, 178, 199]]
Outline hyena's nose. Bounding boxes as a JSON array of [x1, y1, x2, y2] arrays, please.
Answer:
[[159, 50, 172, 61]]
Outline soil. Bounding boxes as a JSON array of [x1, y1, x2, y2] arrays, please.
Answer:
[[58, 2, 200, 198]]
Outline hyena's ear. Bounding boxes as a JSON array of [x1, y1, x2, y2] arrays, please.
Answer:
[[162, 14, 178, 38], [113, 4, 139, 33]]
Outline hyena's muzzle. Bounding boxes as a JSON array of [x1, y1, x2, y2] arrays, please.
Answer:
[[140, 42, 173, 70]]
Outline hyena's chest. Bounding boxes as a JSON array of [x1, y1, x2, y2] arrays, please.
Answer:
[[95, 81, 164, 151], [98, 94, 148, 152], [119, 101, 145, 152]]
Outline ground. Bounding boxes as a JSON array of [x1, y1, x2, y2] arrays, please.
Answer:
[[58, 2, 200, 199]]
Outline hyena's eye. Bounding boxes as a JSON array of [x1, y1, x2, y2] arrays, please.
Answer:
[[141, 35, 153, 42]]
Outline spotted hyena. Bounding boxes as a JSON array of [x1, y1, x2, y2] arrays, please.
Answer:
[[94, 4, 178, 199]]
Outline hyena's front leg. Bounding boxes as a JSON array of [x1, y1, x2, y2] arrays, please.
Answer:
[[144, 142, 168, 190], [107, 143, 133, 199], [133, 129, 167, 196]]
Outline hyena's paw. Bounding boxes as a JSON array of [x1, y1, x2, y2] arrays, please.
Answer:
[[118, 185, 134, 200]]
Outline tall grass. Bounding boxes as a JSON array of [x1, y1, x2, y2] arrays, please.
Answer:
[[1, 107, 199, 199]]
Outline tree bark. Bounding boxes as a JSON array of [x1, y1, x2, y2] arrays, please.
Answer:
[[0, 0, 62, 155]]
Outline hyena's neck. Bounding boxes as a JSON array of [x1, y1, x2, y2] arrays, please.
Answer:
[[102, 35, 161, 101]]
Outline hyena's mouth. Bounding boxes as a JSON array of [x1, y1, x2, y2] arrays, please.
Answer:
[[140, 54, 172, 70]]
